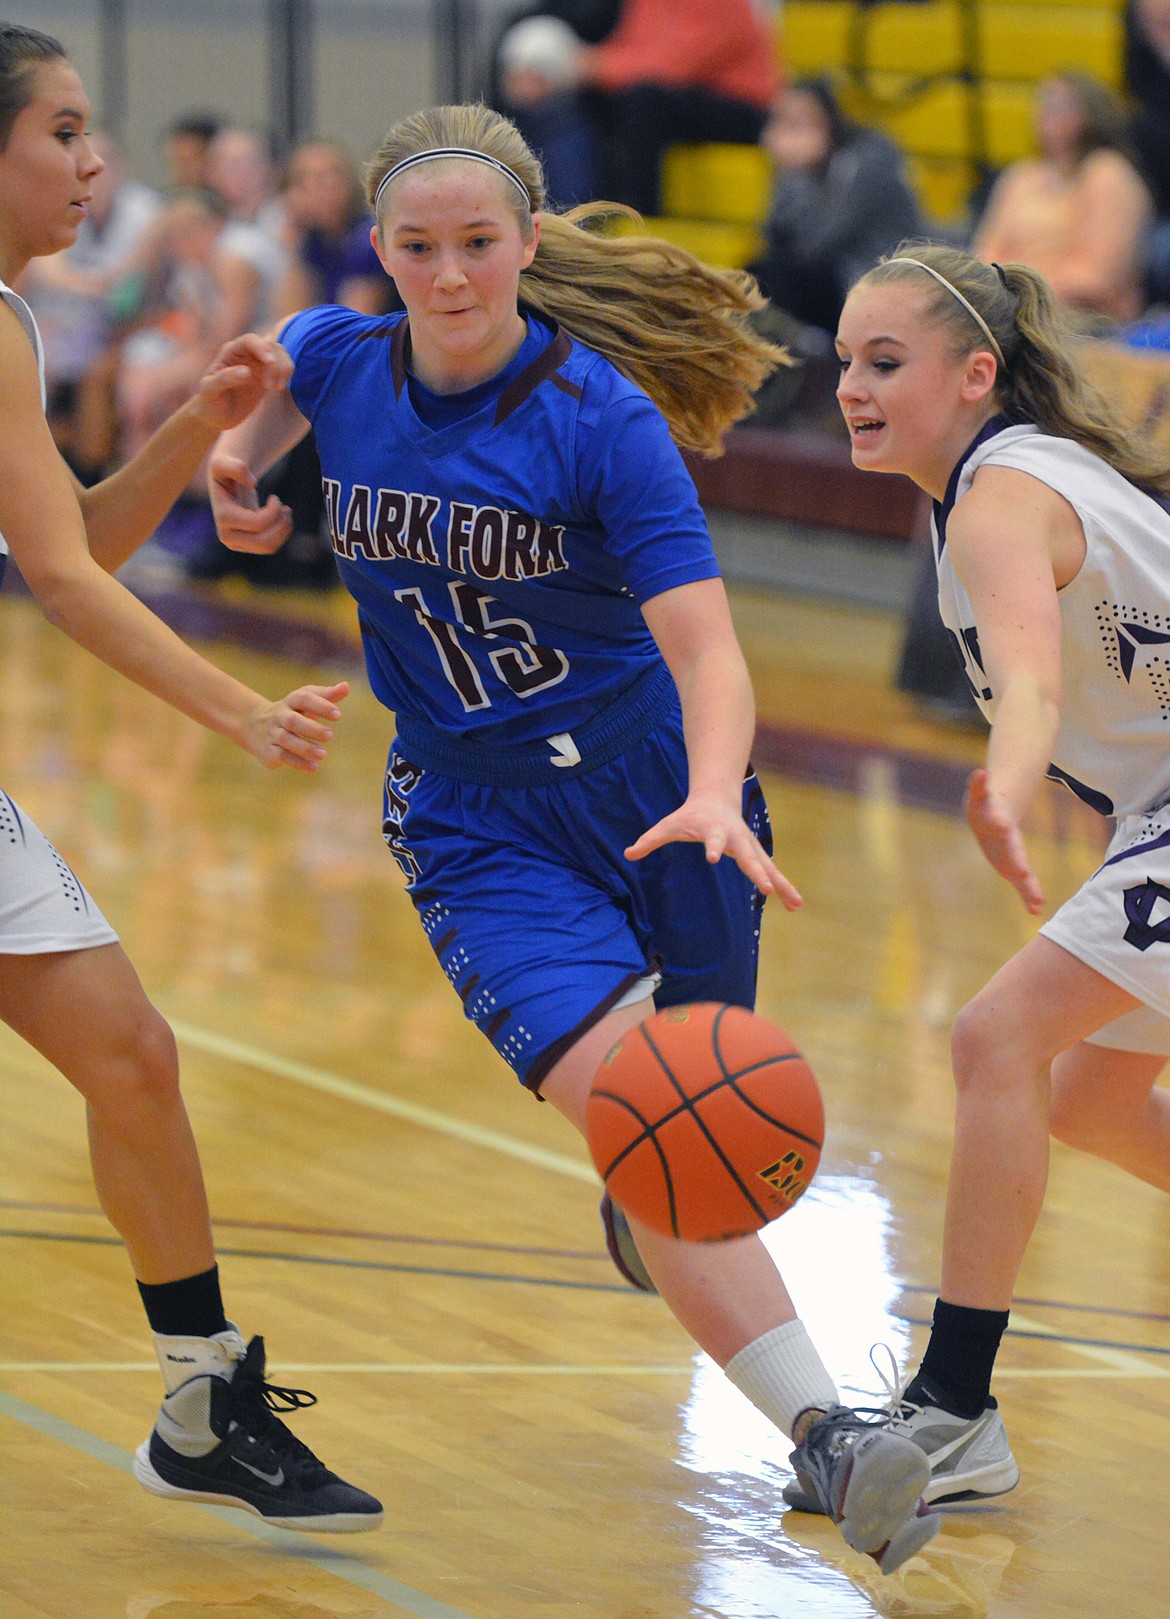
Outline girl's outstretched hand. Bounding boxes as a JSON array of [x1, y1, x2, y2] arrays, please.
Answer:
[[192, 333, 292, 433], [625, 792, 803, 909], [965, 767, 1045, 914], [240, 681, 350, 772]]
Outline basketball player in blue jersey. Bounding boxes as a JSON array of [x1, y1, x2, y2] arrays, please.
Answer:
[[0, 23, 379, 1529], [208, 101, 939, 1571], [780, 242, 1170, 1517]]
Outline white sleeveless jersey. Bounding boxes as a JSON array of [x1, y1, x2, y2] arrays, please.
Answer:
[[0, 275, 47, 560], [934, 418, 1170, 821]]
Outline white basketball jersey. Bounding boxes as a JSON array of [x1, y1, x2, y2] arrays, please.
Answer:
[[0, 275, 47, 561], [935, 418, 1170, 821]]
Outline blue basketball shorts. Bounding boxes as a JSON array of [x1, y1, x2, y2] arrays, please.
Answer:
[[381, 686, 771, 1090]]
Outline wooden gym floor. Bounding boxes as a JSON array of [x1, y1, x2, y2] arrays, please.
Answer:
[[1, 572, 1167, 1619]]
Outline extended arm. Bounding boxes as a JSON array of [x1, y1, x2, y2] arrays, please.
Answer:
[[0, 308, 344, 771], [627, 577, 801, 906], [948, 466, 1078, 911]]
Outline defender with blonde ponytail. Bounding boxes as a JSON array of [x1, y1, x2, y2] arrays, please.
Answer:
[[812, 243, 1170, 1519], [208, 104, 940, 1577]]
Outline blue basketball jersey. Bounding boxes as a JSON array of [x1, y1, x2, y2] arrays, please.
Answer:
[[281, 305, 721, 744]]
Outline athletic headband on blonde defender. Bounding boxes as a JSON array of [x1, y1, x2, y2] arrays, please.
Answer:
[[373, 148, 531, 214], [884, 256, 1007, 369]]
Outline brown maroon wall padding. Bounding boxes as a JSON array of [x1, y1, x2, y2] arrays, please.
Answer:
[[683, 427, 931, 542]]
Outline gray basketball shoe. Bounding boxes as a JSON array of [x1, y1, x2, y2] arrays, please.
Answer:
[[788, 1406, 939, 1574], [884, 1381, 1020, 1503], [784, 1371, 1019, 1511]]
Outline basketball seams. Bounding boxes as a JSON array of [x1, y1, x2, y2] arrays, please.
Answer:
[[640, 1020, 770, 1226], [586, 1003, 824, 1241], [589, 1087, 682, 1235]]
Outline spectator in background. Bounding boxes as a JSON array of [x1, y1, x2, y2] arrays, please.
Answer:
[[973, 72, 1152, 324], [161, 109, 223, 191], [116, 188, 236, 465], [205, 125, 289, 331], [1125, 0, 1170, 305], [497, 15, 598, 206], [576, 0, 779, 215], [18, 130, 161, 481], [274, 139, 390, 318], [194, 139, 396, 591], [748, 77, 923, 335]]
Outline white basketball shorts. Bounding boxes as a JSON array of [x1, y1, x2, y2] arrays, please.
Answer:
[[1041, 802, 1170, 1056], [0, 787, 118, 954]]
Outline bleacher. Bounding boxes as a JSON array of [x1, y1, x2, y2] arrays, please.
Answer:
[[644, 0, 1144, 546], [640, 0, 1124, 267]]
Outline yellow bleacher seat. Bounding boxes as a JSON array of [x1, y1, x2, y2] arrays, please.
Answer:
[[906, 155, 978, 222], [610, 213, 764, 270], [783, 2, 859, 74], [660, 143, 773, 226], [655, 3, 1124, 242], [844, 74, 1034, 165], [786, 1, 969, 79], [978, 6, 1122, 83]]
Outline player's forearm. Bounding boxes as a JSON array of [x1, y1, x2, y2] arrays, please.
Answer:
[[216, 385, 307, 485], [35, 559, 263, 746], [79, 397, 219, 571], [985, 677, 1061, 823], [674, 644, 756, 805]]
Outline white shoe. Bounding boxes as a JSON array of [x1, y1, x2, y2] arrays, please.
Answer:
[[884, 1378, 1020, 1503]]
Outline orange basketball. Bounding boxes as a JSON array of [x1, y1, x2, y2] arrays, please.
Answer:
[[586, 1003, 823, 1242]]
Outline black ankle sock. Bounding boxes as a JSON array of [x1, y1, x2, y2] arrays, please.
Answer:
[[137, 1264, 228, 1339], [910, 1298, 1010, 1419]]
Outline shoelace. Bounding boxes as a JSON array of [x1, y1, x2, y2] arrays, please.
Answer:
[[230, 1337, 331, 1483], [868, 1343, 928, 1427]]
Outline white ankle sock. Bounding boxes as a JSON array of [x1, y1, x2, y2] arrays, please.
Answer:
[[724, 1320, 839, 1440], [152, 1323, 246, 1395]]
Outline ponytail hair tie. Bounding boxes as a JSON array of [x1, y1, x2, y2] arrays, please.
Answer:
[[992, 261, 1010, 289]]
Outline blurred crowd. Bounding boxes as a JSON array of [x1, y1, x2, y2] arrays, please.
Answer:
[[17, 0, 1170, 594], [17, 112, 398, 588]]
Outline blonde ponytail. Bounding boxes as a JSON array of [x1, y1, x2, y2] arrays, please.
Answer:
[[366, 105, 788, 457]]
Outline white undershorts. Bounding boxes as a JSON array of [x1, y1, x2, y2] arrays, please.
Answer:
[[1041, 803, 1170, 1056], [0, 788, 118, 954]]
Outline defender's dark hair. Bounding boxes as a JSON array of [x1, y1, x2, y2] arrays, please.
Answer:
[[0, 22, 66, 150]]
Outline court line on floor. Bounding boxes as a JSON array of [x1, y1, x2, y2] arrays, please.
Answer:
[[168, 1019, 597, 1184], [0, 1360, 694, 1375], [0, 1390, 478, 1619], [0, 1199, 611, 1260], [899, 1311, 1170, 1367], [0, 1228, 633, 1294], [3, 1356, 1168, 1379], [899, 1281, 1170, 1326]]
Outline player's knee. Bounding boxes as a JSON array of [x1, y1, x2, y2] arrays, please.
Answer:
[[87, 1007, 181, 1119], [951, 996, 1031, 1095], [951, 998, 998, 1092]]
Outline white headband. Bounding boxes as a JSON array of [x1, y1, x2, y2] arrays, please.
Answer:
[[373, 147, 531, 215], [884, 256, 1006, 368]]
